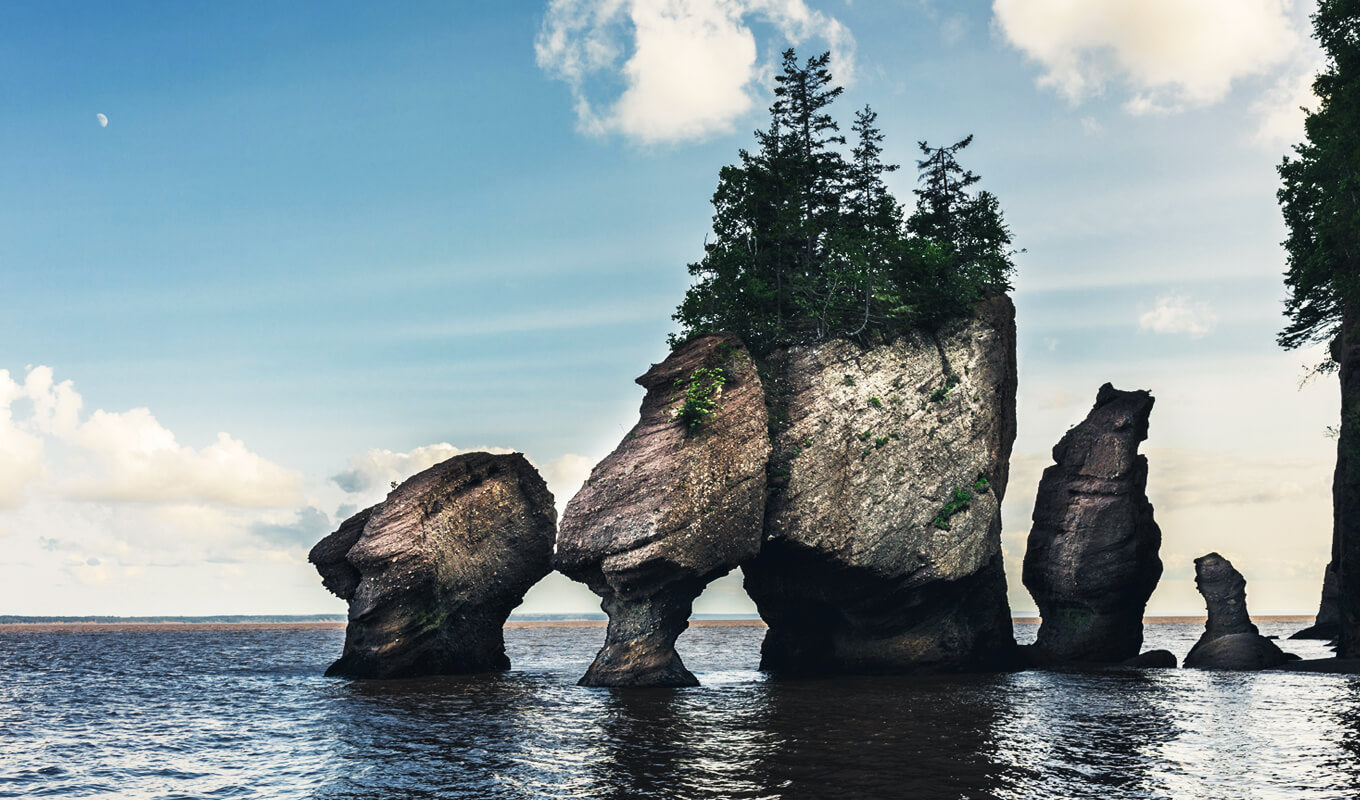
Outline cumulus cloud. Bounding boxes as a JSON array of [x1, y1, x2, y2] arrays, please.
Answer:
[[0, 372, 45, 508], [331, 442, 515, 493], [1138, 294, 1217, 338], [0, 366, 301, 509], [536, 0, 855, 143], [992, 0, 1302, 114]]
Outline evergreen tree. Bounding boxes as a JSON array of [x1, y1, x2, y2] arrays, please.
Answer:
[[1279, 0, 1360, 350], [672, 49, 1016, 353], [908, 136, 979, 246], [831, 105, 902, 337], [906, 137, 1016, 329], [1278, 0, 1360, 658]]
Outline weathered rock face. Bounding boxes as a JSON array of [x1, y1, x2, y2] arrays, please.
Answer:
[[1290, 561, 1340, 640], [1184, 553, 1290, 670], [1021, 384, 1162, 665], [1331, 316, 1360, 658], [309, 452, 556, 679], [743, 296, 1018, 674], [555, 334, 769, 687]]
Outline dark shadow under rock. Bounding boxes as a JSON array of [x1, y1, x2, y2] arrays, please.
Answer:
[[555, 334, 769, 687], [1021, 383, 1162, 666], [309, 452, 556, 679], [1183, 553, 1292, 670]]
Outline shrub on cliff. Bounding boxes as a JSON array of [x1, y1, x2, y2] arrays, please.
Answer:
[[671, 49, 1017, 354]]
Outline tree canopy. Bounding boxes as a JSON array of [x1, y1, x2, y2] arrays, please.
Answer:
[[1279, 0, 1360, 352], [672, 49, 1017, 354]]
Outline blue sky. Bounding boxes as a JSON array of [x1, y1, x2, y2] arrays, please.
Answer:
[[0, 0, 1337, 616]]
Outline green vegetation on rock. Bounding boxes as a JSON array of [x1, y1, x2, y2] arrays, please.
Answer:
[[670, 48, 1017, 355], [673, 366, 727, 429]]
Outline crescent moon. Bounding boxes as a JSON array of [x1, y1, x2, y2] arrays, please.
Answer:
[[96, 113, 108, 128]]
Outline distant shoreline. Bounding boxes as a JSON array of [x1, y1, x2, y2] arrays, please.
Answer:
[[0, 615, 1315, 633]]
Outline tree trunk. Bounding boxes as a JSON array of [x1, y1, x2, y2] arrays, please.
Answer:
[[1333, 305, 1360, 657]]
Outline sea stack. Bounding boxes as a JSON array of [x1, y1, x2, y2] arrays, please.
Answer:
[[309, 452, 556, 679], [555, 334, 769, 687], [1291, 561, 1340, 640], [743, 296, 1019, 674], [1183, 552, 1290, 670], [1021, 384, 1164, 665], [1330, 319, 1360, 658]]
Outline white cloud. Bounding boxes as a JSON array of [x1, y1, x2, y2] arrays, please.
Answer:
[[1, 366, 300, 509], [331, 441, 599, 517], [536, 0, 855, 144], [1138, 294, 1217, 338], [0, 371, 45, 509], [1253, 60, 1321, 148], [992, 0, 1302, 113], [330, 442, 515, 493], [537, 452, 596, 515]]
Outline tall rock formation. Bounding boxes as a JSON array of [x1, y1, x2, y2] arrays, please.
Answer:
[[1184, 552, 1290, 670], [1291, 561, 1340, 640], [556, 334, 769, 687], [309, 452, 556, 679], [1021, 384, 1163, 665], [1331, 319, 1360, 657], [743, 296, 1018, 674]]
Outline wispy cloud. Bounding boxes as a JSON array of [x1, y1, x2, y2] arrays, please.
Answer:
[[1252, 58, 1322, 149], [992, 0, 1302, 114], [1138, 294, 1217, 338], [330, 443, 515, 494], [536, 0, 855, 144]]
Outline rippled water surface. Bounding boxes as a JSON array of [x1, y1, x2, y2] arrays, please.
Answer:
[[0, 621, 1355, 799]]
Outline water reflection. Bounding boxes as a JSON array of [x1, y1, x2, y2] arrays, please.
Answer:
[[5, 624, 1360, 799], [740, 674, 1005, 799], [989, 669, 1185, 798]]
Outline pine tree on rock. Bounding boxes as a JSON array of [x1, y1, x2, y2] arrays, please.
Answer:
[[1278, 0, 1360, 658], [672, 48, 1017, 354]]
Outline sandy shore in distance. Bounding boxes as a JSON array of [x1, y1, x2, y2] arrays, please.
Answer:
[[0, 616, 1316, 633]]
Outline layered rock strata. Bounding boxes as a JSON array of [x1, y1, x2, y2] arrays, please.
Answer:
[[744, 296, 1019, 674], [555, 334, 769, 687], [1183, 553, 1290, 670], [310, 452, 556, 679], [1021, 384, 1163, 665]]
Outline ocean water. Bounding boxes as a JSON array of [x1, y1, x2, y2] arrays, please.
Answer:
[[0, 621, 1352, 800]]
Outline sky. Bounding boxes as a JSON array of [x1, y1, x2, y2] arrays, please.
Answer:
[[0, 0, 1338, 617]]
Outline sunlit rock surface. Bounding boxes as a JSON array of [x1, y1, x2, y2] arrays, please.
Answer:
[[555, 334, 769, 687], [309, 452, 556, 679], [744, 296, 1018, 674], [1021, 384, 1163, 666]]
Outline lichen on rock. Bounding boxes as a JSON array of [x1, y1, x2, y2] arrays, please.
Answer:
[[743, 296, 1019, 674]]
